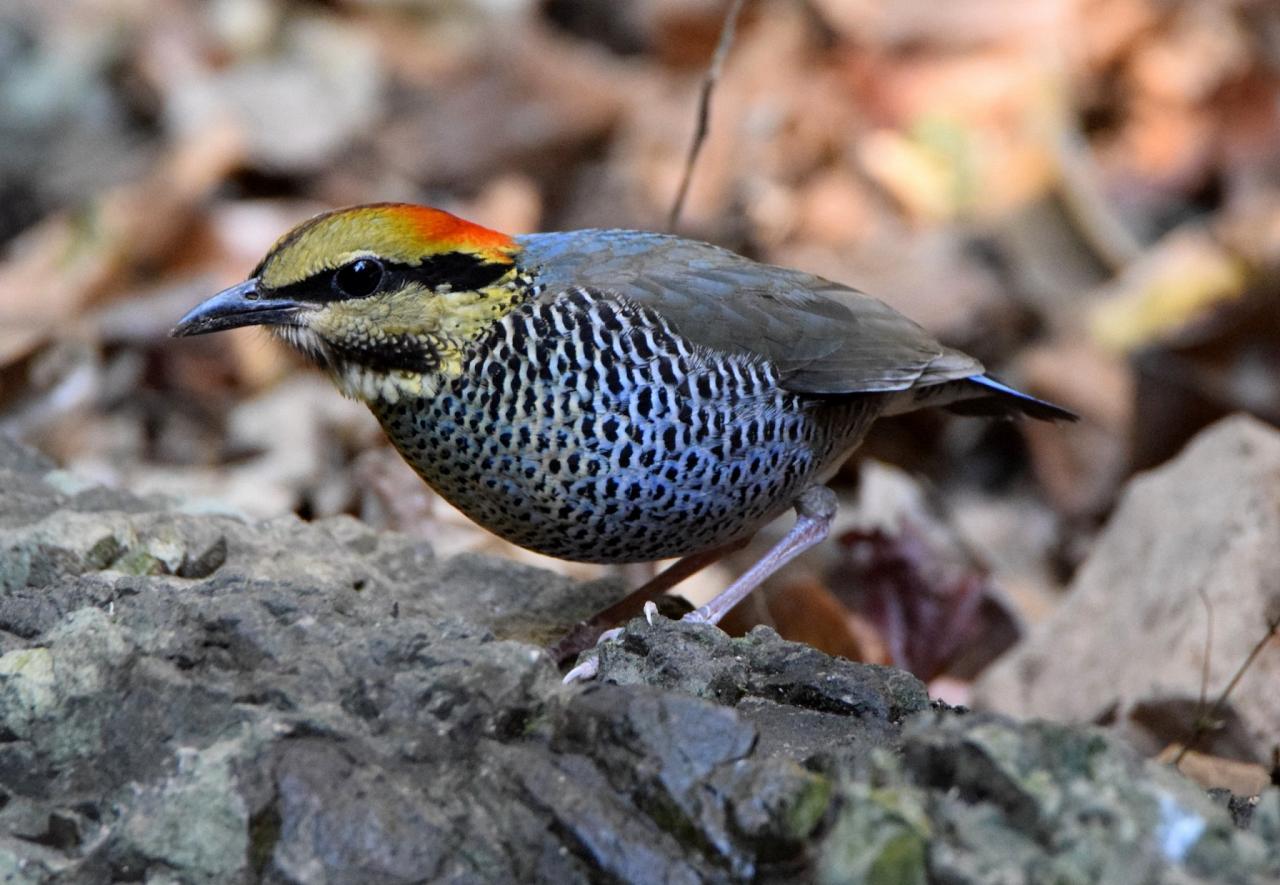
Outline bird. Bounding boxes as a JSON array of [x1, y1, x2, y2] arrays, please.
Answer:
[[173, 202, 1073, 673]]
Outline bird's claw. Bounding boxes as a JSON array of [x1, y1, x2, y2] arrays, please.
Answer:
[[562, 621, 631, 684], [595, 626, 625, 645], [562, 657, 599, 684], [564, 602, 666, 684]]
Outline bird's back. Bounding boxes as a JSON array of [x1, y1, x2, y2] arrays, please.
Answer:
[[517, 229, 983, 396]]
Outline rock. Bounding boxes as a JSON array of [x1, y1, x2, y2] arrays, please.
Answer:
[[820, 713, 1278, 884], [0, 433, 1277, 882], [975, 415, 1280, 766]]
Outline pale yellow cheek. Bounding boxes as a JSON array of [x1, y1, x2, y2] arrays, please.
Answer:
[[312, 305, 391, 349], [296, 277, 524, 406], [326, 285, 514, 342], [334, 365, 437, 403]]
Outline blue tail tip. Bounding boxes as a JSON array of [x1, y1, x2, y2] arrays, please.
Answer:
[[967, 375, 1079, 423]]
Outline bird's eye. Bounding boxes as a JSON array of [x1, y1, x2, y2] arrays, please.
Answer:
[[333, 258, 384, 298]]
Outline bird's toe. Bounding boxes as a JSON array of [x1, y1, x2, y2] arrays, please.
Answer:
[[642, 601, 660, 625], [562, 657, 600, 684]]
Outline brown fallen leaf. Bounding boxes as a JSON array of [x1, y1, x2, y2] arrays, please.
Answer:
[[824, 520, 1022, 682], [749, 577, 886, 665], [1158, 744, 1273, 797]]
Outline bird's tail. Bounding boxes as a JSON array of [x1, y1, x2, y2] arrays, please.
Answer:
[[885, 374, 1077, 422], [943, 375, 1077, 422]]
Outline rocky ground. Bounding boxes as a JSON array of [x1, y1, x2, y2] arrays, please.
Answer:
[[1, 432, 1278, 884], [976, 415, 1280, 766]]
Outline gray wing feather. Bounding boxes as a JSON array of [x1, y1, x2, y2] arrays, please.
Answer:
[[518, 230, 981, 395]]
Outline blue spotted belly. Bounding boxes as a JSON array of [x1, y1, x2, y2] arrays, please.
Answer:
[[374, 289, 877, 562]]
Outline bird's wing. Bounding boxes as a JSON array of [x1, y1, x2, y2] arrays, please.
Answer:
[[518, 230, 981, 395]]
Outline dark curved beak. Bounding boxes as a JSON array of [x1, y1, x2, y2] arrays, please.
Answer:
[[171, 279, 303, 337]]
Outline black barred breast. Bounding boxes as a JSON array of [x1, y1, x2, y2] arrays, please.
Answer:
[[373, 287, 878, 562]]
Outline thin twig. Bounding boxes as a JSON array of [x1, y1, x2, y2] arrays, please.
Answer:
[[667, 0, 748, 232], [1196, 587, 1214, 711], [1174, 612, 1280, 766]]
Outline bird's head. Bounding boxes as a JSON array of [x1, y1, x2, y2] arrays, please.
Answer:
[[173, 203, 523, 401]]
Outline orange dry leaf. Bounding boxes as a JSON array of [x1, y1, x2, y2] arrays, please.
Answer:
[[762, 577, 888, 665], [1158, 745, 1274, 797]]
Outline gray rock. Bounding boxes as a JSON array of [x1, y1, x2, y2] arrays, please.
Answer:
[[975, 415, 1280, 763], [0, 432, 1276, 883], [819, 711, 1275, 885]]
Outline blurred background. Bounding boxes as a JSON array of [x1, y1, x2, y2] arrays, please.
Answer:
[[1, 0, 1278, 696]]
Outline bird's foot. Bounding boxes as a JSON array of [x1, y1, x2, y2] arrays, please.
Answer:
[[680, 607, 713, 625], [547, 541, 747, 667], [562, 601, 664, 684], [566, 488, 839, 681]]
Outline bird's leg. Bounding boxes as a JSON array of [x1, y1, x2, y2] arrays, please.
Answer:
[[548, 537, 750, 666], [562, 487, 838, 684], [683, 485, 838, 626]]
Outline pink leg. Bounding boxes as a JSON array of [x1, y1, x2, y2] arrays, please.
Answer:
[[548, 537, 750, 666], [684, 485, 838, 625], [563, 486, 838, 684]]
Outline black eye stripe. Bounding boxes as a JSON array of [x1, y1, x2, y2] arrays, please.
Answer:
[[405, 252, 513, 292], [264, 252, 512, 303]]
